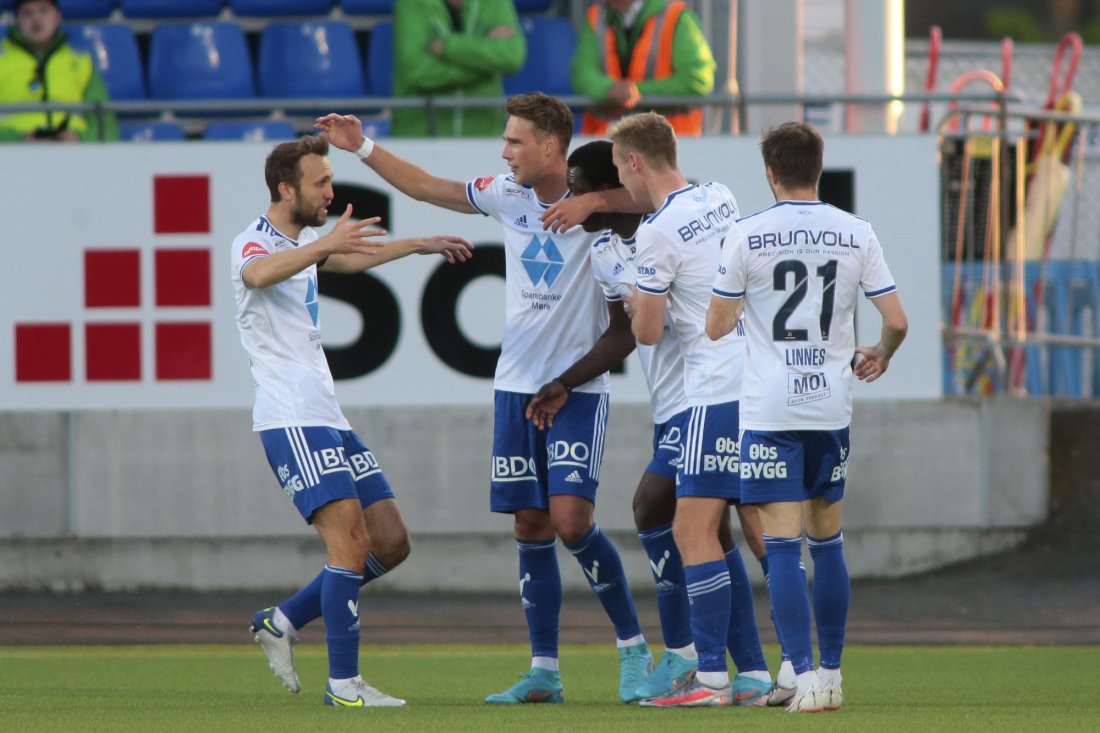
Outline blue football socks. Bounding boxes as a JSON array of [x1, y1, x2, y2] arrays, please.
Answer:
[[321, 564, 363, 679], [764, 535, 814, 675], [566, 524, 643, 641], [684, 560, 731, 674], [808, 531, 849, 670], [517, 538, 562, 660], [725, 544, 768, 673], [279, 552, 390, 632], [638, 523, 692, 649]]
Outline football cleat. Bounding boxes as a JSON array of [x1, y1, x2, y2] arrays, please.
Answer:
[[633, 650, 698, 700], [816, 668, 844, 711], [324, 676, 405, 707], [731, 673, 773, 707], [786, 671, 824, 713], [250, 607, 300, 693], [618, 642, 654, 702], [766, 660, 797, 707], [639, 675, 731, 707], [484, 668, 565, 704]]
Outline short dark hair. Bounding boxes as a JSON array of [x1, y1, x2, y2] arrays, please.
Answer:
[[760, 122, 824, 190], [15, 0, 59, 11], [567, 140, 619, 189], [264, 136, 327, 202], [506, 92, 573, 152]]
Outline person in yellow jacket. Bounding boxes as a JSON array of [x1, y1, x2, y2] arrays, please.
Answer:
[[0, 0, 118, 142], [571, 0, 715, 137], [392, 0, 526, 137]]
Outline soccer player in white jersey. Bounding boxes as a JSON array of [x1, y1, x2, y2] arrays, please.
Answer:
[[233, 136, 471, 707], [557, 140, 780, 702], [609, 112, 772, 707], [707, 122, 909, 713], [315, 93, 650, 705]]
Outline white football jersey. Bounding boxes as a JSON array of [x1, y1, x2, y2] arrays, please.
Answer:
[[231, 216, 350, 432], [467, 174, 609, 394], [634, 183, 743, 407], [713, 200, 897, 430], [589, 230, 685, 424]]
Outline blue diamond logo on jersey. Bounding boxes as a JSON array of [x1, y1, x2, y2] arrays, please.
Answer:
[[305, 275, 319, 326], [521, 236, 564, 287]]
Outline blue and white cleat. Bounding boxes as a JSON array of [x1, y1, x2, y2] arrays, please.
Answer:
[[633, 650, 698, 700], [250, 607, 300, 693], [731, 672, 773, 707], [324, 676, 405, 707], [618, 642, 654, 702], [484, 668, 565, 704]]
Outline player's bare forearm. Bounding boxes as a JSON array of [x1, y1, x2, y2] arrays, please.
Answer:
[[556, 302, 635, 389], [706, 295, 743, 340], [541, 188, 647, 233]]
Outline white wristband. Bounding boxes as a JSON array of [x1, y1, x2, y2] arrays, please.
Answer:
[[355, 137, 375, 160]]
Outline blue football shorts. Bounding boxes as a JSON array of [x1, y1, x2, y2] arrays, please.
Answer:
[[490, 389, 609, 513], [646, 413, 685, 479], [259, 425, 395, 523], [738, 427, 850, 505], [675, 400, 741, 501]]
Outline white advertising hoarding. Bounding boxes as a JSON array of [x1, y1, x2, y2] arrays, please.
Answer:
[[0, 136, 941, 410]]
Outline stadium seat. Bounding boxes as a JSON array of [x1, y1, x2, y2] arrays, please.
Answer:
[[364, 20, 393, 97], [148, 23, 255, 100], [58, 0, 114, 19], [119, 0, 223, 18], [65, 23, 147, 100], [232, 0, 332, 16], [204, 120, 297, 141], [504, 17, 575, 96], [513, 0, 552, 13], [341, 0, 394, 15], [259, 21, 364, 98], [119, 121, 186, 141]]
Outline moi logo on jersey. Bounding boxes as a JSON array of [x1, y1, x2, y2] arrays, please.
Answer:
[[787, 371, 831, 405], [520, 236, 564, 286]]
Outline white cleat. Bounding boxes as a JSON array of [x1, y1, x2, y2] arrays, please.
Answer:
[[816, 668, 844, 711], [786, 670, 824, 713], [324, 676, 406, 707], [250, 607, 301, 693], [766, 659, 797, 707]]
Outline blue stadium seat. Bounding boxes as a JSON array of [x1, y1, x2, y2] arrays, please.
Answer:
[[259, 21, 364, 98], [504, 17, 575, 96], [364, 20, 393, 97], [65, 23, 147, 100], [204, 120, 297, 141], [119, 0, 223, 18], [513, 0, 552, 13], [119, 121, 186, 141], [232, 0, 332, 16], [59, 0, 115, 19], [148, 23, 255, 100], [341, 0, 394, 14]]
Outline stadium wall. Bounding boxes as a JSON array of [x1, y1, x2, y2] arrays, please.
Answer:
[[0, 136, 1045, 591]]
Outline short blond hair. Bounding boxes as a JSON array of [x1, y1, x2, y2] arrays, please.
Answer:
[[608, 112, 677, 171]]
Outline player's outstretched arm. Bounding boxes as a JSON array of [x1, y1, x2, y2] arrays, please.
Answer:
[[315, 113, 477, 214], [324, 235, 474, 273], [706, 294, 743, 340], [854, 292, 908, 382], [541, 188, 647, 233], [525, 301, 634, 429], [242, 206, 386, 288]]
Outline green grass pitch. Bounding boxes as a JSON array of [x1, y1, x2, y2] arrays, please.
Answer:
[[1, 644, 1097, 732]]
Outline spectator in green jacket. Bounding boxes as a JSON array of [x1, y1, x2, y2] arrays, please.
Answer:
[[0, 0, 118, 142], [571, 0, 714, 136], [392, 0, 526, 137]]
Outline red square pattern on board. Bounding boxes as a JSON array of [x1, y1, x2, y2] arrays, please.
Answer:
[[14, 323, 71, 382], [85, 323, 141, 381], [154, 176, 210, 234], [85, 250, 140, 308], [156, 322, 211, 380], [156, 248, 211, 307]]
